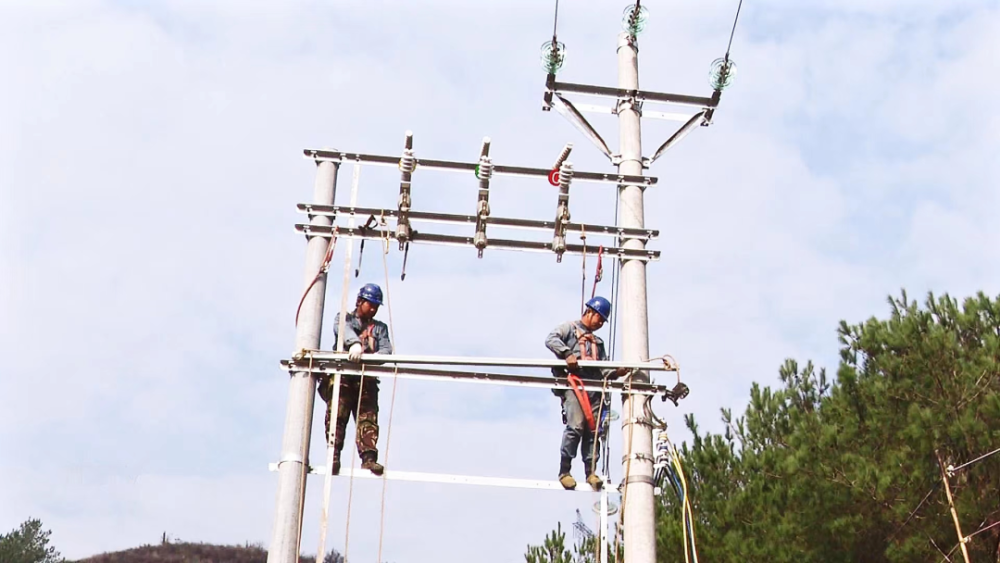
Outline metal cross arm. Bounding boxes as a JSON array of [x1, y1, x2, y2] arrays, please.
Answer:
[[547, 80, 718, 109], [294, 224, 660, 261], [266, 464, 605, 493], [290, 351, 678, 372], [297, 204, 660, 241], [279, 360, 675, 397], [302, 149, 657, 187]]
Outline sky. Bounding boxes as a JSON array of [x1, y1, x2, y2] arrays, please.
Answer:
[[1, 0, 998, 562]]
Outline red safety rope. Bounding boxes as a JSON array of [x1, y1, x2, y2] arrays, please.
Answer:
[[591, 245, 604, 299], [295, 233, 338, 326], [567, 374, 596, 432]]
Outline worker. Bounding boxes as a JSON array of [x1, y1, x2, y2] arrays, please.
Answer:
[[545, 296, 628, 491], [318, 283, 393, 476]]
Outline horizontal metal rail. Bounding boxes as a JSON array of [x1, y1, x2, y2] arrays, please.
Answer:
[[291, 351, 678, 372], [294, 224, 659, 261], [297, 204, 659, 240], [550, 80, 717, 108], [278, 361, 671, 396], [302, 149, 656, 187], [266, 463, 602, 492]]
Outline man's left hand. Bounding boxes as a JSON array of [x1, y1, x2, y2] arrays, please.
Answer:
[[613, 367, 630, 379]]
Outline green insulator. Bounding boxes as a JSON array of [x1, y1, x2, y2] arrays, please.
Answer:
[[622, 5, 649, 37], [709, 57, 737, 90], [541, 40, 566, 74]]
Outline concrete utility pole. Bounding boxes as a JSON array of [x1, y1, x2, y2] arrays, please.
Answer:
[[268, 159, 340, 563], [615, 31, 656, 563]]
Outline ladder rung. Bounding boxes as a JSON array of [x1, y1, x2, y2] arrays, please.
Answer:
[[297, 204, 659, 241]]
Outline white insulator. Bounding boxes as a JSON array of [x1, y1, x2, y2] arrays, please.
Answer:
[[399, 150, 416, 174], [558, 161, 574, 190], [552, 143, 573, 170], [478, 158, 493, 181]]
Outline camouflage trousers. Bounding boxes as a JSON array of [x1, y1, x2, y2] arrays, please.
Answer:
[[318, 374, 380, 460]]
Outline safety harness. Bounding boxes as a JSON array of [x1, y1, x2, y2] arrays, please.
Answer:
[[567, 327, 600, 432]]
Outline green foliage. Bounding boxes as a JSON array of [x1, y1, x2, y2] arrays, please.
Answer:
[[0, 519, 64, 563], [531, 291, 1000, 562], [525, 523, 596, 563]]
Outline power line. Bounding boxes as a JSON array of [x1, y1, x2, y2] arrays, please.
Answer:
[[948, 446, 1000, 475], [725, 0, 745, 58]]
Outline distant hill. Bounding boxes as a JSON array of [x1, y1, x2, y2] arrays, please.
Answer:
[[71, 542, 335, 563]]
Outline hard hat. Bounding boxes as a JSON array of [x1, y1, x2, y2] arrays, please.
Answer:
[[357, 283, 383, 306], [585, 296, 611, 321]]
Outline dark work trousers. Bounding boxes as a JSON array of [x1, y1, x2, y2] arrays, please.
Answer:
[[559, 388, 605, 476], [319, 374, 380, 461]]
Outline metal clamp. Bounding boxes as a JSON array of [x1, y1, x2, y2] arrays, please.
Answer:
[[621, 417, 655, 428], [624, 475, 655, 486], [552, 160, 573, 262], [275, 453, 305, 468], [397, 131, 416, 250], [622, 452, 656, 464], [473, 137, 492, 258], [663, 382, 690, 406]]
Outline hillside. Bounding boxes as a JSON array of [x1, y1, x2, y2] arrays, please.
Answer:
[[71, 542, 335, 563]]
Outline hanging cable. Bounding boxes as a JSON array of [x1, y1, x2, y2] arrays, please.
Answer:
[[725, 0, 743, 57], [376, 218, 401, 563], [580, 225, 587, 314], [295, 233, 338, 326]]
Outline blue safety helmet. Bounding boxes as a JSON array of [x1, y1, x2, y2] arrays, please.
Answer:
[[357, 283, 383, 306], [585, 296, 611, 321]]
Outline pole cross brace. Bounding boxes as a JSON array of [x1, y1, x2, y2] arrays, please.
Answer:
[[294, 224, 660, 261]]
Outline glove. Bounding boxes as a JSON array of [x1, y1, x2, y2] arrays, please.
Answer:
[[565, 354, 579, 372], [348, 342, 364, 362]]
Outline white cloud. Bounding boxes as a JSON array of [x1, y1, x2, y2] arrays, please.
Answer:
[[1, 1, 998, 562]]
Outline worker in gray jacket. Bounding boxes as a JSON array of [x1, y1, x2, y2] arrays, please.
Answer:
[[318, 283, 393, 476], [546, 296, 628, 491]]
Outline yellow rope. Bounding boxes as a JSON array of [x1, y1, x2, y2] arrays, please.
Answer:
[[341, 362, 365, 562]]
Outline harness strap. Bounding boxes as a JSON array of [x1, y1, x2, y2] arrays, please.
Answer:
[[359, 324, 376, 352], [576, 328, 599, 361]]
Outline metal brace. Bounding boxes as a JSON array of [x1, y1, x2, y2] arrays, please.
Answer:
[[621, 417, 655, 428], [552, 160, 573, 263], [622, 452, 656, 464], [355, 214, 378, 277], [397, 131, 415, 250], [473, 137, 492, 259]]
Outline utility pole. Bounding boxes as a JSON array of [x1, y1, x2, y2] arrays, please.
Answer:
[[267, 159, 340, 563], [615, 31, 656, 563]]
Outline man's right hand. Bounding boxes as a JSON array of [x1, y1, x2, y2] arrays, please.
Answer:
[[565, 354, 579, 371], [348, 342, 364, 362]]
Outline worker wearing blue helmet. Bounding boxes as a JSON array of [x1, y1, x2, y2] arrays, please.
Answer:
[[545, 296, 628, 491], [318, 283, 393, 476]]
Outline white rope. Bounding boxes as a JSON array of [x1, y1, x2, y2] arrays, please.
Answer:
[[376, 219, 401, 563], [316, 162, 360, 563]]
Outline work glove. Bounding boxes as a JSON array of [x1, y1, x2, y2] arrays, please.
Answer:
[[614, 367, 630, 379], [565, 354, 580, 372], [348, 342, 364, 362]]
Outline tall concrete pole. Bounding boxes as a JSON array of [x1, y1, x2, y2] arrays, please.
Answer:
[[268, 159, 340, 563], [615, 32, 656, 563]]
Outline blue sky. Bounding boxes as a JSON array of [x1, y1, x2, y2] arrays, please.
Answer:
[[1, 1, 998, 562]]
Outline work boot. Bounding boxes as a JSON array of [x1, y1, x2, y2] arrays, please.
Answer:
[[586, 474, 603, 491], [559, 473, 577, 490], [360, 453, 384, 476]]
